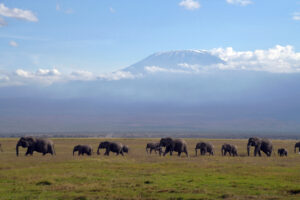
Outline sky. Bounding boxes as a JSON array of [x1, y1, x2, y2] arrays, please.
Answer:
[[0, 0, 300, 78], [1, 0, 300, 135]]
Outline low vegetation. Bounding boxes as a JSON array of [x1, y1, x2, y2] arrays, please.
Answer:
[[0, 138, 299, 200]]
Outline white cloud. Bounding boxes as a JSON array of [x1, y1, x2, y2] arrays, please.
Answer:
[[36, 68, 61, 76], [0, 3, 38, 22], [9, 40, 18, 47], [226, 0, 252, 6], [0, 74, 9, 81], [16, 68, 61, 78], [109, 7, 115, 13], [293, 12, 300, 21], [8, 68, 138, 86], [98, 71, 138, 81], [145, 66, 190, 74], [70, 70, 95, 81], [179, 0, 200, 10], [210, 45, 300, 73], [0, 17, 6, 27], [15, 69, 32, 78]]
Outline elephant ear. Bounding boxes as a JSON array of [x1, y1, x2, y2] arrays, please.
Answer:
[[26, 137, 35, 145]]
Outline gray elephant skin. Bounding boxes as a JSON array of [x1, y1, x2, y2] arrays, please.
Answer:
[[295, 142, 300, 153], [97, 141, 124, 156], [159, 137, 188, 157], [195, 142, 214, 156], [221, 143, 238, 156], [16, 137, 55, 156], [73, 145, 93, 156], [146, 142, 162, 155], [277, 148, 287, 157], [247, 137, 273, 157]]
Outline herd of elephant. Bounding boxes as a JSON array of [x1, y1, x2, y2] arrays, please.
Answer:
[[4, 136, 300, 157]]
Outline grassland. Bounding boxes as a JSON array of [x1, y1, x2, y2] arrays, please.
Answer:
[[0, 138, 299, 200]]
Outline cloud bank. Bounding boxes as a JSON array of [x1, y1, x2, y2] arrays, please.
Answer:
[[1, 45, 300, 87]]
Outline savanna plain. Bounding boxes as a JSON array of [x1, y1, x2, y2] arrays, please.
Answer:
[[0, 138, 299, 200]]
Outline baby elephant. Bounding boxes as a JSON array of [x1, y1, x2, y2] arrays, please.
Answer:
[[73, 145, 93, 156], [277, 148, 288, 157], [221, 143, 238, 157], [195, 142, 214, 156]]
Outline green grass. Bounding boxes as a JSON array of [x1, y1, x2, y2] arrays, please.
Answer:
[[0, 138, 299, 199]]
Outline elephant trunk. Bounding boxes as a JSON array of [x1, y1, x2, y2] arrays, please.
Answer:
[[295, 146, 296, 153], [247, 145, 250, 156], [221, 148, 224, 156], [73, 149, 75, 156], [16, 142, 20, 156], [97, 146, 100, 155]]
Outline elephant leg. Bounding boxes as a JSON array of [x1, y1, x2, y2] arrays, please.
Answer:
[[224, 151, 227, 156], [178, 151, 181, 157], [150, 149, 153, 154], [120, 151, 124, 156], [185, 149, 188, 157], [254, 147, 258, 156], [258, 150, 261, 157], [26, 148, 33, 156], [163, 149, 169, 156]]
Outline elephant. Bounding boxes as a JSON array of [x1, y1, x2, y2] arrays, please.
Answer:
[[221, 143, 238, 157], [247, 137, 273, 157], [16, 137, 55, 156], [97, 141, 124, 156], [277, 148, 288, 157], [159, 137, 188, 157], [195, 142, 214, 156], [73, 145, 93, 156], [146, 142, 162, 155], [295, 142, 300, 153], [122, 145, 129, 154]]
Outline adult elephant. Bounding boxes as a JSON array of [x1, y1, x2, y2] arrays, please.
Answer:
[[195, 142, 214, 156], [221, 143, 238, 157], [295, 142, 300, 153], [247, 137, 273, 157], [73, 145, 93, 156], [159, 137, 188, 157], [16, 137, 55, 156], [146, 142, 162, 155], [97, 141, 124, 156], [278, 148, 288, 157]]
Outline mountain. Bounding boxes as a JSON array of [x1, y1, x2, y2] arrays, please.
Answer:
[[0, 50, 300, 137], [123, 50, 225, 74]]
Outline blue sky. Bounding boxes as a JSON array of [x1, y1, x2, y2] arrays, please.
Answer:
[[0, 0, 300, 75]]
